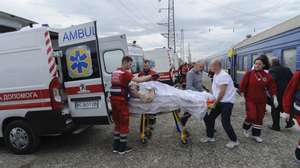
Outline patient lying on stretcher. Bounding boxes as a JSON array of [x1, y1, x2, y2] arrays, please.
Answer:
[[128, 81, 215, 119], [129, 82, 156, 103]]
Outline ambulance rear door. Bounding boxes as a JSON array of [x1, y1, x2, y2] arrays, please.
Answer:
[[58, 21, 110, 125], [98, 34, 128, 104]]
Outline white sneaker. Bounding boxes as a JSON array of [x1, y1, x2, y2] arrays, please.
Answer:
[[225, 141, 240, 149], [243, 129, 250, 138], [253, 136, 263, 143], [200, 137, 216, 143]]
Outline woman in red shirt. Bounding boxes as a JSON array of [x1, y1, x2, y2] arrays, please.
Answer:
[[240, 57, 278, 143]]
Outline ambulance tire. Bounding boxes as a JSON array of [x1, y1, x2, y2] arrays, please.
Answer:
[[4, 120, 40, 154]]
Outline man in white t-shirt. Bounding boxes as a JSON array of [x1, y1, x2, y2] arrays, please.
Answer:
[[201, 59, 239, 149]]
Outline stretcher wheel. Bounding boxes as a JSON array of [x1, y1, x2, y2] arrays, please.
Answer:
[[145, 130, 152, 139], [180, 138, 188, 145], [140, 137, 148, 144], [180, 129, 188, 145]]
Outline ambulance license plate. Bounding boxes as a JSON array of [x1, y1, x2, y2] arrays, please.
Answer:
[[75, 101, 98, 109]]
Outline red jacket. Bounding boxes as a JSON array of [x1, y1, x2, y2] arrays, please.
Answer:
[[110, 68, 133, 101], [138, 69, 159, 81], [283, 71, 300, 113], [179, 65, 189, 76], [240, 70, 277, 103]]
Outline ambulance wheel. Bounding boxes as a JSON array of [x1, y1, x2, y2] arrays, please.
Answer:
[[4, 120, 40, 154]]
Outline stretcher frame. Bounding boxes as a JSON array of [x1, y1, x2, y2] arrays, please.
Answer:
[[139, 109, 188, 144]]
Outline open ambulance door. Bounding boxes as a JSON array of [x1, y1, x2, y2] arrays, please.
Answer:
[[58, 21, 111, 125], [98, 35, 128, 111]]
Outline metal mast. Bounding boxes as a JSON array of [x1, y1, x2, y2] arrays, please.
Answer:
[[188, 42, 192, 64], [168, 0, 176, 53], [180, 28, 184, 61]]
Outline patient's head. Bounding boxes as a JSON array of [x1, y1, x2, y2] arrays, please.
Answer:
[[129, 82, 139, 98], [129, 82, 155, 102]]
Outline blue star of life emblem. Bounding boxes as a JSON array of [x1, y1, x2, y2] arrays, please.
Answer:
[[70, 50, 88, 73]]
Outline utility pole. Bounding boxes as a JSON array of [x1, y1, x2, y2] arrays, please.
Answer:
[[168, 0, 176, 54], [180, 28, 184, 62], [158, 0, 176, 54], [188, 42, 192, 64]]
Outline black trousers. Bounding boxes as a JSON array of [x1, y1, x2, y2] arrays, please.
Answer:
[[204, 102, 237, 142], [270, 97, 294, 128], [271, 105, 281, 129]]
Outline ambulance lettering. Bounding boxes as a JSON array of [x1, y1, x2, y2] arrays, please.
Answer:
[[63, 26, 95, 42], [0, 91, 39, 102]]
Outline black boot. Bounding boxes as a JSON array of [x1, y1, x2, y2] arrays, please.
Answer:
[[295, 147, 300, 161], [113, 133, 120, 153], [119, 135, 132, 155], [118, 141, 132, 155], [113, 139, 120, 153]]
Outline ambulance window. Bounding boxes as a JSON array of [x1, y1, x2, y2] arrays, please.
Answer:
[[103, 50, 124, 73], [61, 43, 100, 81], [131, 55, 144, 73]]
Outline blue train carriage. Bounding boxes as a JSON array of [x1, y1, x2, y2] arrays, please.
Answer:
[[229, 15, 300, 87]]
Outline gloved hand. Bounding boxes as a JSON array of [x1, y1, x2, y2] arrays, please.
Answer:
[[281, 112, 290, 121], [240, 92, 244, 98], [273, 96, 279, 108]]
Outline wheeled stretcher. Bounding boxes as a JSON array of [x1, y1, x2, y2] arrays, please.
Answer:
[[138, 110, 189, 144], [129, 81, 214, 144]]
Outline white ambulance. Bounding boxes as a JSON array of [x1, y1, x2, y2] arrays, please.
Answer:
[[144, 47, 174, 85], [128, 41, 144, 74], [0, 21, 128, 154]]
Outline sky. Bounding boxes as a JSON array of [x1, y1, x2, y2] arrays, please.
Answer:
[[1, 0, 300, 61]]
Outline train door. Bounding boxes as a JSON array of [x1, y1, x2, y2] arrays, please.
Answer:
[[230, 55, 238, 87]]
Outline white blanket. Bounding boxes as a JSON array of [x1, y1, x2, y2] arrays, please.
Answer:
[[129, 81, 214, 119]]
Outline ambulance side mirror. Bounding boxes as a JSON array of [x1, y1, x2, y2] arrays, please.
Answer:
[[52, 50, 63, 58]]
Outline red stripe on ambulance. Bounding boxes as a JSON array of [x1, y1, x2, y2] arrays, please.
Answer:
[[158, 72, 171, 81], [0, 102, 51, 110]]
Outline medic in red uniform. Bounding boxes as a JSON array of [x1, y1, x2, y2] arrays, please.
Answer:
[[138, 59, 159, 80], [178, 63, 189, 89], [138, 59, 159, 138], [110, 56, 152, 155], [282, 71, 300, 162], [240, 57, 278, 143]]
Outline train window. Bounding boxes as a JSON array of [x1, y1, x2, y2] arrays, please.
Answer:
[[265, 52, 274, 63], [243, 55, 248, 71], [252, 54, 259, 64], [222, 58, 227, 69], [283, 48, 296, 72], [237, 56, 243, 71]]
